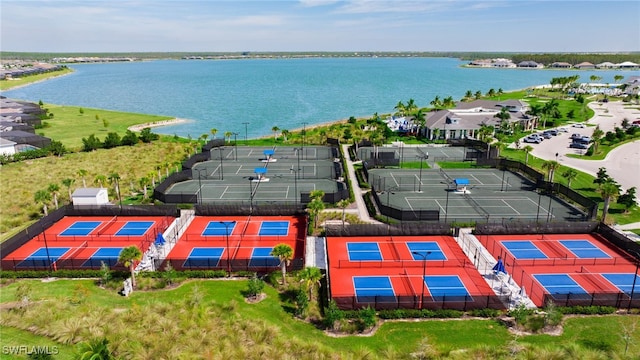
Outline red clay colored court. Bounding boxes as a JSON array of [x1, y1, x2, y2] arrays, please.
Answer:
[[327, 235, 502, 310], [476, 233, 640, 307], [2, 216, 171, 270], [163, 215, 306, 272]]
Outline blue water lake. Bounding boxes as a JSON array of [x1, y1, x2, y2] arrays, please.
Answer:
[[3, 57, 637, 138]]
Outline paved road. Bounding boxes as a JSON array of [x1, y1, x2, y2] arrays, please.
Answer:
[[524, 101, 640, 202]]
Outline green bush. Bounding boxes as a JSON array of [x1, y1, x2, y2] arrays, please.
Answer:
[[469, 308, 500, 318], [557, 305, 616, 315], [359, 306, 377, 329], [526, 315, 546, 333], [323, 300, 344, 330]]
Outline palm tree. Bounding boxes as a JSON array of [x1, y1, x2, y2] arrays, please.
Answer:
[[464, 90, 473, 100], [139, 177, 151, 199], [474, 90, 482, 99], [599, 179, 621, 223], [337, 199, 350, 228], [477, 124, 494, 142], [62, 178, 75, 201], [210, 128, 218, 139], [405, 98, 417, 114], [77, 169, 88, 187], [394, 101, 406, 116], [614, 74, 624, 84], [521, 145, 533, 165], [298, 266, 324, 300], [164, 162, 171, 177], [76, 337, 114, 360], [48, 183, 60, 209], [108, 172, 122, 205], [307, 198, 325, 229], [224, 131, 232, 144], [591, 125, 604, 154], [561, 168, 578, 189], [281, 129, 290, 142], [486, 88, 496, 97], [414, 108, 426, 136], [429, 96, 441, 109], [442, 96, 455, 108], [542, 160, 560, 182], [272, 126, 280, 143], [119, 245, 143, 288], [270, 244, 293, 285], [34, 190, 51, 216], [94, 174, 107, 188], [309, 189, 325, 201]]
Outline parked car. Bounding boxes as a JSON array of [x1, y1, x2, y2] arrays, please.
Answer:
[[569, 142, 589, 149], [540, 132, 553, 139], [523, 136, 542, 144], [580, 136, 591, 142], [543, 129, 558, 136], [572, 123, 586, 128], [557, 127, 568, 133], [571, 133, 582, 139]]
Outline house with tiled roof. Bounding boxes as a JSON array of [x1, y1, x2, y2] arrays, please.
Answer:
[[517, 61, 543, 68], [550, 62, 572, 68], [574, 62, 595, 69]]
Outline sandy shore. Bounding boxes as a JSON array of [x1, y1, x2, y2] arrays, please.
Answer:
[[127, 118, 191, 132]]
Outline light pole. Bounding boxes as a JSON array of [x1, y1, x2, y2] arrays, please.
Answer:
[[412, 251, 431, 309], [248, 177, 254, 213], [290, 166, 299, 204], [219, 221, 236, 277], [195, 168, 207, 205], [217, 147, 224, 180], [301, 122, 308, 157], [232, 132, 238, 161], [628, 250, 640, 312], [243, 122, 249, 142], [445, 186, 450, 223]]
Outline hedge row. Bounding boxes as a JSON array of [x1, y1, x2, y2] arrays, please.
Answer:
[[377, 308, 464, 319], [0, 269, 230, 279]]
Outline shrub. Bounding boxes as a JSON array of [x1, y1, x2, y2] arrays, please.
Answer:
[[469, 308, 500, 318], [294, 289, 309, 318], [323, 300, 344, 330], [246, 277, 265, 298], [359, 306, 377, 329], [508, 304, 533, 325]]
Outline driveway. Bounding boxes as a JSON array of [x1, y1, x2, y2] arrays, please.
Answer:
[[524, 101, 640, 202]]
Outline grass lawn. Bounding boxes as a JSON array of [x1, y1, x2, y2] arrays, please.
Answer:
[[0, 326, 76, 360], [566, 137, 640, 161], [1, 279, 638, 358], [39, 104, 174, 150]]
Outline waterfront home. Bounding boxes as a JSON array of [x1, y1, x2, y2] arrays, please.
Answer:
[[550, 62, 572, 69], [574, 62, 595, 69], [517, 61, 543, 68]]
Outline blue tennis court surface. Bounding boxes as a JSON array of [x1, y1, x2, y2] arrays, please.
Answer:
[[559, 240, 610, 258], [115, 221, 154, 236], [60, 221, 101, 236], [347, 242, 382, 261], [18, 247, 69, 268], [184, 247, 224, 268], [407, 242, 447, 261], [534, 274, 587, 295], [83, 247, 122, 267], [258, 221, 289, 236], [354, 276, 395, 303], [602, 273, 640, 295], [424, 275, 471, 301], [202, 221, 236, 236], [249, 247, 280, 267], [502, 241, 548, 259]]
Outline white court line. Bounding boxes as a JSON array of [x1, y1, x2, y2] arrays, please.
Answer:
[[219, 186, 229, 199], [501, 199, 521, 215], [434, 199, 446, 213], [389, 172, 400, 187], [469, 174, 484, 185], [404, 196, 415, 211]]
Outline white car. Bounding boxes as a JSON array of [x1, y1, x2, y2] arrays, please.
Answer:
[[572, 123, 586, 128], [557, 127, 568, 133]]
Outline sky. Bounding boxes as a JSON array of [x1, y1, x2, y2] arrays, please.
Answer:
[[1, 0, 639, 53]]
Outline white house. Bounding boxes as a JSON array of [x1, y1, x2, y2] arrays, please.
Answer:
[[72, 188, 110, 206]]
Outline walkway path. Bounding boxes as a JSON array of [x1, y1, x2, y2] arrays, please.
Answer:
[[337, 144, 380, 224]]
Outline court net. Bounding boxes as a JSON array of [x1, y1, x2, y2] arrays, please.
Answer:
[[439, 168, 454, 184], [98, 215, 118, 235], [462, 193, 489, 218]]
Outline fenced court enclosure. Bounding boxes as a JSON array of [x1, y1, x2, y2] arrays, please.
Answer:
[[469, 232, 640, 308], [367, 167, 585, 222], [2, 215, 172, 270], [155, 144, 349, 206], [162, 215, 306, 272], [326, 235, 504, 310]]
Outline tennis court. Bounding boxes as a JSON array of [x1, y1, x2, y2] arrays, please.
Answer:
[[1, 216, 171, 271], [602, 273, 640, 295], [476, 233, 640, 307], [163, 215, 305, 272], [369, 168, 583, 222], [327, 235, 499, 310], [162, 145, 343, 205]]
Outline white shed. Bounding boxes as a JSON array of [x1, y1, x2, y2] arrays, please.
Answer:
[[0, 137, 16, 156], [72, 188, 110, 206]]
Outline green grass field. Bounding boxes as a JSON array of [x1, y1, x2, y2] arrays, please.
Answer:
[[0, 279, 638, 359]]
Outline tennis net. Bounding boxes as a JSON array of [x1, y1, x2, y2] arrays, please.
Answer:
[[462, 193, 490, 218], [98, 216, 118, 235], [439, 168, 454, 183]]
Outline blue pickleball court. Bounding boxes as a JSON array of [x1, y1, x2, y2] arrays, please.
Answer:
[[202, 221, 237, 236], [423, 275, 471, 301], [502, 240, 548, 259], [559, 240, 610, 259], [18, 247, 69, 268], [82, 247, 122, 267], [353, 276, 396, 303], [249, 247, 280, 267], [534, 274, 587, 296], [258, 221, 289, 236], [115, 221, 154, 236], [347, 242, 382, 261], [183, 247, 225, 268], [602, 273, 640, 295], [407, 242, 447, 261], [60, 221, 101, 236]]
